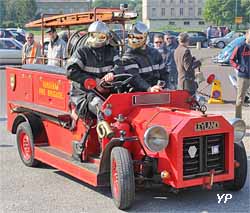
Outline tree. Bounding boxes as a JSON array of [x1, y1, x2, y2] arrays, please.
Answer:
[[204, 0, 250, 26], [2, 0, 37, 27]]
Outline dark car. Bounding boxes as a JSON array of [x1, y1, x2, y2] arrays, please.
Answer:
[[186, 31, 208, 47], [0, 28, 26, 44], [163, 30, 179, 38]]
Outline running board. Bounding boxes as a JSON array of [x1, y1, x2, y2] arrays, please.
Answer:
[[34, 146, 100, 186]]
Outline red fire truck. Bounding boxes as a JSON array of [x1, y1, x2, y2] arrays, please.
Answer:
[[5, 7, 248, 210]]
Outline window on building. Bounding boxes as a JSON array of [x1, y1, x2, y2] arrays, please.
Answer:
[[170, 0, 174, 3], [198, 8, 202, 16], [161, 0, 166, 3], [161, 8, 165, 16], [152, 8, 156, 17], [189, 8, 194, 16], [199, 21, 205, 25], [180, 8, 184, 16], [180, 0, 184, 4], [189, 0, 193, 3], [169, 21, 175, 25], [171, 8, 175, 16], [184, 21, 190, 25]]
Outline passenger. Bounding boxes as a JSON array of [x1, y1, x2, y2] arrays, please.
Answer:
[[114, 21, 168, 92], [66, 21, 118, 120], [46, 27, 66, 67], [164, 33, 178, 90], [22, 32, 41, 64], [174, 33, 202, 96]]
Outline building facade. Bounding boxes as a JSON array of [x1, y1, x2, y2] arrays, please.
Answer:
[[142, 0, 206, 29], [36, 0, 91, 15]]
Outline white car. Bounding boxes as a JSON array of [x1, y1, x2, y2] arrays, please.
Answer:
[[0, 38, 23, 65]]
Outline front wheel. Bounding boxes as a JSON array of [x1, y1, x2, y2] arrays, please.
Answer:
[[217, 41, 225, 49], [110, 147, 135, 210], [223, 141, 247, 190], [16, 122, 39, 167]]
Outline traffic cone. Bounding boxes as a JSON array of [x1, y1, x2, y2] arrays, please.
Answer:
[[208, 79, 224, 104]]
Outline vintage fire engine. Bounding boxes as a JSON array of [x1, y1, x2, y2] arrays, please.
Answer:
[[5, 7, 248, 210]]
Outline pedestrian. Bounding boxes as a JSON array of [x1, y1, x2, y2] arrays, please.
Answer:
[[230, 29, 250, 119], [206, 25, 212, 40], [46, 27, 66, 67], [164, 33, 178, 89], [174, 33, 202, 96], [22, 32, 41, 64]]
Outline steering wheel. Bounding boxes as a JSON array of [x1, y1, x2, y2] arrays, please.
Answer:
[[100, 74, 133, 90]]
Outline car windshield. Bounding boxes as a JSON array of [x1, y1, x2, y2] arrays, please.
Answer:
[[227, 36, 245, 48], [224, 31, 234, 38]]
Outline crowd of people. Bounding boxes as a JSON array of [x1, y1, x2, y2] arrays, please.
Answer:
[[206, 25, 231, 40], [20, 22, 249, 120]]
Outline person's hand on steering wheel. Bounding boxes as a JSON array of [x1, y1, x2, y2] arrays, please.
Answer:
[[147, 85, 163, 92], [102, 72, 114, 82]]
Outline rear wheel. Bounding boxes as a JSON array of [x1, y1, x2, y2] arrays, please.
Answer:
[[223, 141, 247, 190], [110, 147, 135, 210], [16, 122, 39, 167]]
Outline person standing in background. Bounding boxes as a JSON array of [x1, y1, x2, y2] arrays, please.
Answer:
[[46, 27, 66, 67], [22, 32, 41, 64], [164, 33, 178, 89], [230, 29, 250, 119], [174, 33, 202, 96]]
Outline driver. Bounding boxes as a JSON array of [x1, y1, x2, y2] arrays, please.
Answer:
[[66, 21, 118, 121], [114, 21, 168, 92]]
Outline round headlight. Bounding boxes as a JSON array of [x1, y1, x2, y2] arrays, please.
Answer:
[[229, 118, 246, 142], [144, 125, 169, 152], [196, 95, 206, 106]]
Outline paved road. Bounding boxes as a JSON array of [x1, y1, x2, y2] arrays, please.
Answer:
[[1, 49, 250, 213]]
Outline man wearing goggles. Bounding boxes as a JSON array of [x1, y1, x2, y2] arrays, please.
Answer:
[[66, 21, 118, 120], [114, 21, 168, 92]]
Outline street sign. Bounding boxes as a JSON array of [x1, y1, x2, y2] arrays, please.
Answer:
[[235, 17, 243, 24]]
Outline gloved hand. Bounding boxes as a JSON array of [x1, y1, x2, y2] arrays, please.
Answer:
[[147, 85, 163, 92]]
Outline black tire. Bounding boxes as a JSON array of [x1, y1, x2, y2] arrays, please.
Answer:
[[110, 147, 135, 210], [16, 122, 39, 167], [217, 41, 225, 49], [223, 141, 247, 190]]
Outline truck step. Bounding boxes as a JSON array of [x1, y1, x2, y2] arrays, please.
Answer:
[[34, 146, 99, 186]]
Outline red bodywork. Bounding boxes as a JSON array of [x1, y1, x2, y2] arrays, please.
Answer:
[[6, 66, 235, 189]]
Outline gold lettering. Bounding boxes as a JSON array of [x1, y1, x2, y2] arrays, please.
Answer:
[[42, 81, 59, 90], [47, 89, 63, 99], [38, 88, 46, 96]]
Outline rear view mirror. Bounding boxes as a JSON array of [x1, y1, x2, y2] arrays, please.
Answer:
[[207, 74, 215, 84], [84, 78, 97, 90]]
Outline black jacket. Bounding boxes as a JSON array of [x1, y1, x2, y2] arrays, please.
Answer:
[[114, 46, 168, 91], [66, 45, 118, 117]]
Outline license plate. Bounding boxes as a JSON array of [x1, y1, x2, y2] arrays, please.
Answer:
[[211, 145, 220, 155]]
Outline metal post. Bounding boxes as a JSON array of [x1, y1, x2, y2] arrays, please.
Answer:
[[0, 67, 6, 118], [235, 0, 238, 30]]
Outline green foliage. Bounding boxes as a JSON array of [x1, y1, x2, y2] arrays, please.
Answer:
[[203, 0, 249, 25], [1, 0, 37, 27]]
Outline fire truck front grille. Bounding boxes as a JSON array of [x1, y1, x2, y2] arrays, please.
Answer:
[[183, 134, 225, 179]]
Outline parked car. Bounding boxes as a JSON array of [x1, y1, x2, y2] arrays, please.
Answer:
[[186, 31, 208, 47], [210, 31, 245, 49], [0, 38, 23, 65], [163, 30, 179, 38], [213, 36, 245, 65], [0, 28, 26, 44], [0, 28, 14, 39], [6, 28, 26, 36]]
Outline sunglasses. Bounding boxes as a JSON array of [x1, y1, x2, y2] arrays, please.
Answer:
[[128, 34, 144, 39], [154, 41, 163, 44]]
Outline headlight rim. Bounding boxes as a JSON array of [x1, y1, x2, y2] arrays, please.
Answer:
[[143, 125, 169, 152], [229, 118, 246, 142]]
